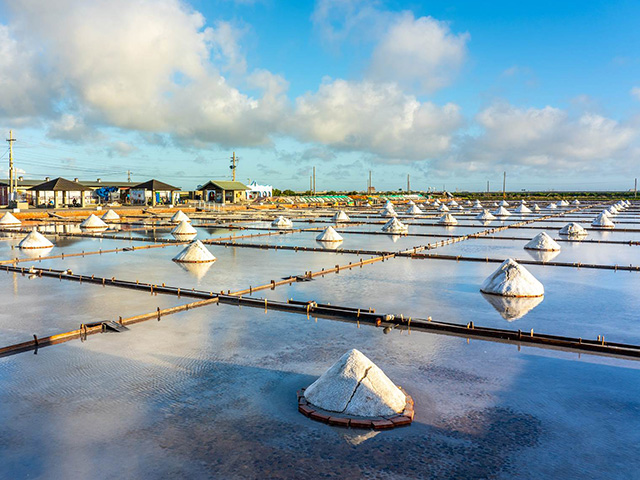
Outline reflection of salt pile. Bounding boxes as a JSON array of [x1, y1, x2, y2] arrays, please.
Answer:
[[172, 240, 216, 263], [493, 206, 511, 217], [482, 293, 543, 321], [80, 214, 108, 229], [304, 349, 406, 417], [437, 213, 458, 225], [101, 209, 120, 221], [592, 212, 615, 229], [171, 220, 198, 236], [475, 209, 496, 221], [333, 210, 350, 222], [18, 229, 54, 249], [559, 223, 587, 238], [21, 246, 54, 258], [525, 248, 560, 263], [524, 232, 560, 251], [171, 210, 190, 223], [0, 212, 21, 226], [480, 258, 544, 297], [272, 216, 293, 228], [316, 226, 343, 242], [514, 204, 532, 214], [382, 217, 408, 233], [175, 261, 213, 279]]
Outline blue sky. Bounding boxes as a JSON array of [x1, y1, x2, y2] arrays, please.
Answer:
[[0, 0, 639, 191]]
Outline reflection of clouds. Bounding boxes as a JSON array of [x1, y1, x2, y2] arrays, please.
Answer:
[[525, 249, 560, 263], [316, 240, 343, 250], [482, 293, 543, 321], [175, 261, 213, 280]]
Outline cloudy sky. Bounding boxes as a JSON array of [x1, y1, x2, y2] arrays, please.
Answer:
[[0, 0, 639, 191]]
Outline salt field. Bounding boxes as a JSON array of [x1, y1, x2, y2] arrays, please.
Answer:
[[1, 199, 640, 479]]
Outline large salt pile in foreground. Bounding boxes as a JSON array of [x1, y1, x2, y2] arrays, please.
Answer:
[[480, 258, 544, 297], [333, 210, 350, 222], [0, 212, 21, 226], [316, 226, 343, 242], [170, 210, 191, 223], [172, 240, 216, 263], [272, 216, 293, 228], [524, 232, 560, 251], [80, 214, 108, 229], [18, 229, 54, 249], [304, 349, 406, 417], [382, 217, 408, 233]]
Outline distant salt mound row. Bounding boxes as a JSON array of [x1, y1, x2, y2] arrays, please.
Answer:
[[407, 204, 423, 215], [476, 209, 496, 221], [171, 210, 190, 223], [493, 206, 511, 217], [514, 204, 532, 214], [18, 229, 54, 249], [480, 258, 544, 297], [333, 210, 350, 222], [437, 213, 458, 225], [304, 349, 406, 417], [592, 212, 615, 228], [171, 220, 197, 235], [272, 216, 293, 228], [101, 209, 120, 221], [382, 217, 408, 234], [316, 226, 343, 242], [0, 212, 21, 225], [524, 232, 560, 251], [80, 214, 108, 229], [172, 240, 216, 263], [559, 222, 587, 237]]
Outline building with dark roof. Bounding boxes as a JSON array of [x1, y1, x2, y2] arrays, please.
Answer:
[[200, 180, 249, 204], [130, 179, 181, 206]]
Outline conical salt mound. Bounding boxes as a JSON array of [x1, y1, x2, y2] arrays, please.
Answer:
[[480, 258, 544, 297], [524, 232, 561, 251], [384, 200, 394, 208], [572, 199, 580, 205], [272, 216, 293, 228], [333, 210, 350, 222], [433, 200, 441, 206], [304, 349, 406, 417], [547, 203, 557, 209], [438, 213, 458, 225], [18, 229, 54, 249], [472, 200, 483, 208], [607, 206, 618, 215], [171, 220, 197, 235], [438, 204, 449, 212], [558, 200, 569, 207], [476, 209, 496, 221], [80, 214, 108, 229], [170, 210, 190, 223], [101, 209, 120, 221], [514, 204, 532, 214], [172, 240, 216, 263], [493, 206, 511, 216], [382, 217, 408, 233], [592, 212, 615, 228], [0, 212, 21, 225], [407, 200, 416, 206], [380, 207, 396, 217], [532, 204, 541, 211], [559, 222, 587, 237], [449, 200, 459, 207], [316, 226, 343, 242], [499, 200, 509, 207], [407, 204, 423, 214]]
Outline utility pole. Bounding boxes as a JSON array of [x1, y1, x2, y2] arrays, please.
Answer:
[[635, 178, 637, 198], [6, 130, 15, 205], [502, 171, 506, 199], [407, 174, 410, 193], [312, 166, 316, 195], [127, 170, 132, 183], [487, 180, 490, 193], [368, 170, 372, 194], [310, 174, 312, 193], [230, 152, 238, 181]]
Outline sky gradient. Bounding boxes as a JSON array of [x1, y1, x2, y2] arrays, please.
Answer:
[[0, 0, 639, 192]]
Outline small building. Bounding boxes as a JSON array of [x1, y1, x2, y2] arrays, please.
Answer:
[[28, 177, 92, 208], [200, 180, 249, 204], [246, 181, 273, 201], [0, 177, 42, 206], [130, 179, 180, 206]]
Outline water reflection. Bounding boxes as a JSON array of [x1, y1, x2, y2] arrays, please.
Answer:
[[482, 292, 544, 321], [21, 246, 54, 259], [172, 233, 197, 242], [525, 249, 560, 263], [316, 240, 343, 250], [175, 261, 214, 280]]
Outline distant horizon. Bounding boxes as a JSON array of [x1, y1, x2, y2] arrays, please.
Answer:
[[1, 1, 639, 191]]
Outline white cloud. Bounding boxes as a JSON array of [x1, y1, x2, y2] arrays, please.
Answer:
[[367, 13, 469, 93], [292, 78, 462, 160], [47, 114, 102, 143], [631, 87, 640, 101]]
